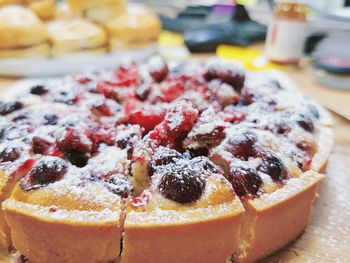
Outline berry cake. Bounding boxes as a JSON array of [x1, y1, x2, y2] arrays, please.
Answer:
[[0, 58, 332, 263]]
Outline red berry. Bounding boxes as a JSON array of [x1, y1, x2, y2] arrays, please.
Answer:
[[129, 107, 165, 132], [226, 132, 257, 160], [148, 57, 169, 83], [56, 127, 93, 154], [32, 136, 53, 155], [159, 80, 184, 102]]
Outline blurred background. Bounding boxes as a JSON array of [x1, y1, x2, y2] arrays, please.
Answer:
[[0, 0, 349, 117]]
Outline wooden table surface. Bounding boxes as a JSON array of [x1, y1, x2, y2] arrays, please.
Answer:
[[0, 66, 349, 263]]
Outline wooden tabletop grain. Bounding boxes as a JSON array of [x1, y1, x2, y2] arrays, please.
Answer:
[[0, 67, 349, 263]]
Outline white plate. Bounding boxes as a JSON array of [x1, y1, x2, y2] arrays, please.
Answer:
[[0, 46, 158, 78]]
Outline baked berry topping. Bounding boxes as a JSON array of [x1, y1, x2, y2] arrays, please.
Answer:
[[105, 174, 132, 198], [257, 151, 287, 182], [226, 132, 257, 160], [0, 101, 23, 115], [296, 113, 314, 132], [158, 165, 206, 204], [204, 62, 245, 92], [32, 136, 53, 155], [0, 146, 21, 162], [56, 127, 93, 154], [148, 57, 169, 83], [43, 114, 58, 125], [228, 166, 262, 197], [30, 85, 48, 95], [21, 157, 67, 190]]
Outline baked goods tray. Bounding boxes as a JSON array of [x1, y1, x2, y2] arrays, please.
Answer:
[[0, 45, 157, 78]]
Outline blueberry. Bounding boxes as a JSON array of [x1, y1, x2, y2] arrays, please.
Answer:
[[43, 114, 58, 125]]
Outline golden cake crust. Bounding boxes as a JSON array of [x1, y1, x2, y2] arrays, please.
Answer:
[[0, 60, 333, 263]]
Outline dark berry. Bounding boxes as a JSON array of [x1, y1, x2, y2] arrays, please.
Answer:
[[149, 147, 183, 175], [228, 166, 262, 197], [105, 174, 132, 198], [56, 127, 93, 154], [257, 151, 287, 182], [203, 63, 245, 92], [12, 113, 29, 123], [191, 126, 225, 149], [54, 90, 77, 105], [0, 101, 23, 115], [188, 147, 209, 157], [270, 120, 291, 135], [43, 114, 58, 125], [306, 104, 319, 119], [136, 83, 151, 101], [149, 57, 169, 83], [296, 113, 314, 132], [32, 136, 52, 154], [217, 65, 245, 92], [158, 167, 206, 204], [203, 63, 219, 81], [66, 150, 89, 167], [226, 132, 257, 160], [239, 88, 254, 105], [22, 157, 67, 189], [0, 146, 21, 162], [189, 156, 219, 174], [30, 85, 48, 95]]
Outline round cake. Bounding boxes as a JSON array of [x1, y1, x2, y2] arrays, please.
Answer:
[[0, 58, 332, 263]]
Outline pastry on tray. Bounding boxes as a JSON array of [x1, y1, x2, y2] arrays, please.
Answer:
[[0, 58, 332, 263], [106, 3, 161, 51], [0, 5, 49, 58], [46, 18, 108, 57], [66, 0, 125, 23]]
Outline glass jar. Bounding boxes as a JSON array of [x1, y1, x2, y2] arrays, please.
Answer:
[[265, 1, 307, 64]]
